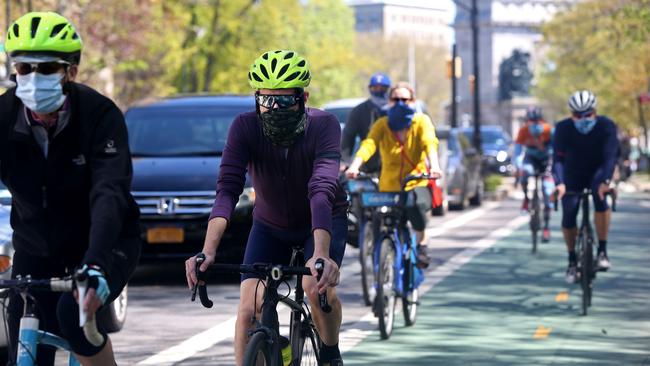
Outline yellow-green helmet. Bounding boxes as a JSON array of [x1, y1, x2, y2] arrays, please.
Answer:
[[248, 50, 311, 89], [5, 12, 83, 64]]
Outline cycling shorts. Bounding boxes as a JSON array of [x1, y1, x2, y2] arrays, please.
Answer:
[[241, 214, 347, 281]]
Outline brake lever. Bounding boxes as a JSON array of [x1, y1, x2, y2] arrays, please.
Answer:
[[315, 258, 332, 314], [191, 253, 213, 308]]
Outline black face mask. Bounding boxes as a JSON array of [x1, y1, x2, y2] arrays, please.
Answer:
[[258, 107, 307, 147]]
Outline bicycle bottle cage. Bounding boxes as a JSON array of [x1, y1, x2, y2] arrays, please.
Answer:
[[360, 192, 415, 208]]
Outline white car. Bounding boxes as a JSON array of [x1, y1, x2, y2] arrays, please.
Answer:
[[0, 185, 128, 348]]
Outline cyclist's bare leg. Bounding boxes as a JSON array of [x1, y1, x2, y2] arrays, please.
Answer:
[[75, 337, 116, 366], [415, 230, 425, 246], [594, 210, 611, 241], [303, 275, 342, 346], [235, 278, 265, 366], [562, 227, 577, 252]]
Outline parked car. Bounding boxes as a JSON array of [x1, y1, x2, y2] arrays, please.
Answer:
[[436, 127, 483, 211], [461, 125, 514, 176], [0, 183, 127, 348], [125, 95, 256, 263]]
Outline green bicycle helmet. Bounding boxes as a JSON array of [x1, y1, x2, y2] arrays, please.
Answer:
[[248, 50, 311, 89], [5, 12, 83, 64]]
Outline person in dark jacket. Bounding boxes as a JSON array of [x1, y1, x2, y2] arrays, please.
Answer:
[[0, 12, 140, 365], [185, 50, 348, 366], [340, 72, 391, 173]]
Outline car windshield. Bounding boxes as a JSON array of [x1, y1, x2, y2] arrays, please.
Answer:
[[463, 129, 510, 146], [126, 108, 239, 157]]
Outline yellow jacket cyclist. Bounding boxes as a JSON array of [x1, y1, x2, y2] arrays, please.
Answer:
[[346, 81, 442, 268]]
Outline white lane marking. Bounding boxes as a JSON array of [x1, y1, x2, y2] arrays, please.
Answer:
[[136, 202, 505, 364], [340, 214, 528, 353], [425, 202, 499, 238], [136, 316, 237, 365]]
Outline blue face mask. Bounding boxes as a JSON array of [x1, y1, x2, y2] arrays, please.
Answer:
[[369, 89, 388, 107], [574, 118, 596, 134], [387, 101, 415, 131], [528, 123, 543, 136], [16, 72, 66, 114]]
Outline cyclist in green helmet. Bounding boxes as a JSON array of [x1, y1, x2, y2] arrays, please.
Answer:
[[186, 50, 348, 366], [1, 11, 141, 365]]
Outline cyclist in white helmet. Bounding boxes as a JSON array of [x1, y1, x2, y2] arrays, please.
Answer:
[[553, 90, 618, 283]]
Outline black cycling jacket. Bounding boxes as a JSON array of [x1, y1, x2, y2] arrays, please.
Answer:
[[0, 82, 140, 272], [341, 99, 384, 173]]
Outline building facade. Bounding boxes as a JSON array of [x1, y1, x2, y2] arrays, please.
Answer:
[[453, 0, 577, 133]]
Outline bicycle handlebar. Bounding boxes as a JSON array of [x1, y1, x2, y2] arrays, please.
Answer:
[[191, 253, 331, 313], [553, 189, 617, 212], [0, 274, 105, 347], [400, 173, 438, 191]]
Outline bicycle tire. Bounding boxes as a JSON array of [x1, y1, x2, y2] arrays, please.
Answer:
[[291, 319, 321, 366], [376, 237, 396, 340], [585, 234, 594, 309], [359, 221, 375, 307], [530, 193, 540, 254], [578, 231, 591, 316], [242, 332, 275, 366], [402, 263, 418, 327]]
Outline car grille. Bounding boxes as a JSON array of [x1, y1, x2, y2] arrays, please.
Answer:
[[132, 191, 215, 216]]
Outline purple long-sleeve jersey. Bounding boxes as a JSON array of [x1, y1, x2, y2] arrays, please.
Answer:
[[209, 108, 348, 234]]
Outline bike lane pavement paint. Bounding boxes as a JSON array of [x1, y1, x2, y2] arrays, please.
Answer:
[[344, 193, 650, 365]]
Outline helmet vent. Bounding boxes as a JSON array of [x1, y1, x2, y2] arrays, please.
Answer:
[[284, 71, 300, 82], [259, 64, 269, 79], [270, 58, 277, 72], [284, 51, 294, 60], [50, 23, 66, 38], [251, 72, 263, 82], [277, 63, 289, 78], [262, 52, 269, 60], [12, 23, 19, 38], [300, 71, 310, 81], [30, 17, 41, 38], [71, 32, 79, 40], [297, 60, 305, 67]]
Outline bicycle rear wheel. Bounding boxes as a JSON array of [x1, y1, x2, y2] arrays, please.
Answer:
[[242, 332, 275, 366], [376, 237, 396, 340], [359, 221, 375, 307]]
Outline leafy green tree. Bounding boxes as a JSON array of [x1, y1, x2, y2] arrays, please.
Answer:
[[536, 0, 650, 131]]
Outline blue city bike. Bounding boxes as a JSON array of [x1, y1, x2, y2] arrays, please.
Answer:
[[360, 174, 434, 339], [342, 173, 379, 306], [0, 270, 104, 366]]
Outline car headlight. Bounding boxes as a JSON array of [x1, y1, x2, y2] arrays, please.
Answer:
[[496, 150, 508, 163]]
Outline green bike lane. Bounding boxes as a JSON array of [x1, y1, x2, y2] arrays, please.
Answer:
[[344, 192, 650, 366]]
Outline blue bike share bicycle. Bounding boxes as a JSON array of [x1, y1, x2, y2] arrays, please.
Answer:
[[342, 173, 379, 306], [0, 268, 103, 366], [360, 174, 434, 339]]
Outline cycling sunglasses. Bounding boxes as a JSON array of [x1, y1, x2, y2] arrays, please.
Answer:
[[13, 61, 69, 76], [572, 110, 594, 119], [255, 93, 302, 109], [390, 97, 411, 103]]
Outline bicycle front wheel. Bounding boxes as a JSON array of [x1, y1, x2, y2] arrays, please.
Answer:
[[291, 321, 321, 366], [376, 237, 396, 340], [359, 221, 376, 307], [530, 196, 540, 254], [243, 332, 275, 366]]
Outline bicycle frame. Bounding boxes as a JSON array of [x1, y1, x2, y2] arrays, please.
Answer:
[[17, 312, 81, 366]]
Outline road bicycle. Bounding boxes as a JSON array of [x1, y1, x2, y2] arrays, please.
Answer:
[[0, 269, 103, 366], [528, 172, 542, 254], [192, 247, 330, 366], [558, 189, 616, 315], [360, 174, 433, 339], [343, 173, 379, 306]]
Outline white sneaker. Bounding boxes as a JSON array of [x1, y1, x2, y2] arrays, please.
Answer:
[[565, 265, 577, 284], [597, 252, 611, 271]]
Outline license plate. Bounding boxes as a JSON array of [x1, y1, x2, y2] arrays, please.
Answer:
[[147, 227, 184, 244]]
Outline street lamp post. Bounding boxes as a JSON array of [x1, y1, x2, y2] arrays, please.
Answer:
[[453, 0, 482, 152]]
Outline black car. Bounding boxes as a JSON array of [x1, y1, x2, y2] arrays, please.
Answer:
[[125, 95, 256, 262], [461, 125, 514, 176], [436, 127, 483, 212]]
